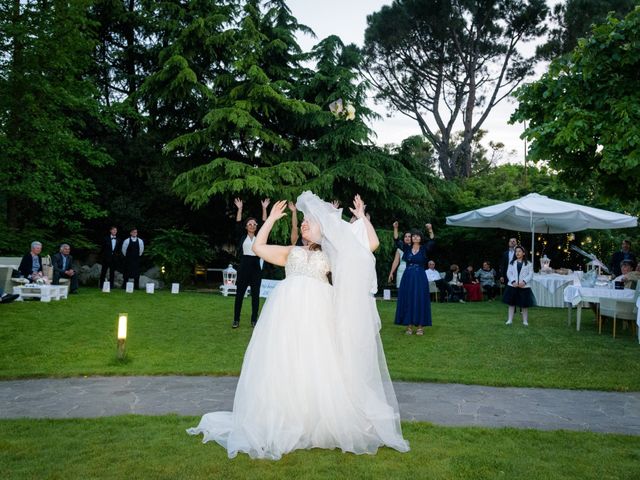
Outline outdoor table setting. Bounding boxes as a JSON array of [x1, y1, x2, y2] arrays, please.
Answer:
[[563, 284, 636, 331], [530, 273, 574, 308]]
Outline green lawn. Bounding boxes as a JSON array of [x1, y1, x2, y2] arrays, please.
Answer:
[[1, 289, 639, 390], [1, 416, 639, 480]]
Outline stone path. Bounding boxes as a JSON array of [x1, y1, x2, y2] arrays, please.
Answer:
[[1, 376, 639, 435]]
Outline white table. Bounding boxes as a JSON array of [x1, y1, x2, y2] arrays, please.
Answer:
[[636, 297, 640, 344], [531, 274, 574, 308], [563, 286, 635, 331], [13, 284, 68, 302]]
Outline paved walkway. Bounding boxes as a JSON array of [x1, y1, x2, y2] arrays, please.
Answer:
[[1, 376, 638, 435]]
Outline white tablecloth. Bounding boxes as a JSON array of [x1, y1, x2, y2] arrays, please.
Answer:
[[530, 274, 573, 308], [563, 286, 636, 331]]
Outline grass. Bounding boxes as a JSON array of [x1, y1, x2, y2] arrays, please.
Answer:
[[1, 289, 639, 390], [1, 416, 639, 479]]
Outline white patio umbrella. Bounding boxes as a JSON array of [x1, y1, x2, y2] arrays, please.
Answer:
[[445, 193, 637, 263]]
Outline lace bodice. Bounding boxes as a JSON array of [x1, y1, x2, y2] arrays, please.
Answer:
[[285, 247, 331, 283]]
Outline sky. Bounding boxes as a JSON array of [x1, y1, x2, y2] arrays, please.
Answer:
[[287, 0, 552, 166]]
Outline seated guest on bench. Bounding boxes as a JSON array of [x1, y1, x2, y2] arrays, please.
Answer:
[[52, 243, 79, 293], [17, 241, 45, 282]]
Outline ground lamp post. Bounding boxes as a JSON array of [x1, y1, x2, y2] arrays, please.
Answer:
[[117, 313, 127, 360]]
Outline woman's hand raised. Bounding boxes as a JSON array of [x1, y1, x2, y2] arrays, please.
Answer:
[[268, 200, 288, 222]]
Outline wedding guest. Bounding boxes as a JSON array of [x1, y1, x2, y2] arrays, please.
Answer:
[[461, 264, 482, 301], [503, 245, 536, 326], [388, 232, 411, 288], [17, 241, 45, 282], [232, 198, 269, 328], [425, 260, 450, 301], [610, 239, 636, 277], [613, 260, 640, 289], [444, 264, 465, 303], [52, 243, 79, 293], [393, 221, 436, 335], [499, 237, 517, 284], [476, 261, 499, 300]]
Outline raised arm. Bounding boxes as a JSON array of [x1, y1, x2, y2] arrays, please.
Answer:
[[261, 198, 270, 222], [350, 194, 379, 252], [288, 201, 299, 246], [252, 200, 293, 267], [388, 249, 401, 284], [234, 198, 243, 222]]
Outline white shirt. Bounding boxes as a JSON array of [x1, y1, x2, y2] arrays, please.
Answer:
[[121, 237, 145, 256], [425, 268, 441, 282], [242, 235, 256, 256]]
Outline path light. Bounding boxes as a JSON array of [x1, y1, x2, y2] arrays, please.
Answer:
[[117, 313, 127, 360]]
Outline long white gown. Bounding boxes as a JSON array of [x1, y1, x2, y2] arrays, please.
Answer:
[[188, 192, 409, 460]]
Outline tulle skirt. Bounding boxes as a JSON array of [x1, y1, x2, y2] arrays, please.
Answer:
[[188, 274, 409, 459], [502, 285, 536, 308]]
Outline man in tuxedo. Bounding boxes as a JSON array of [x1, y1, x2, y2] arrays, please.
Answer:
[[100, 226, 120, 288], [121, 228, 144, 290], [499, 237, 517, 285], [52, 243, 79, 293]]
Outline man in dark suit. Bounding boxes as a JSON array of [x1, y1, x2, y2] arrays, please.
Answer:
[[609, 239, 636, 277], [17, 241, 44, 281], [100, 226, 120, 288], [52, 243, 79, 293], [499, 237, 517, 285]]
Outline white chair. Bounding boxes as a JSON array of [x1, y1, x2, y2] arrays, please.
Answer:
[[599, 284, 640, 339], [428, 281, 438, 302]]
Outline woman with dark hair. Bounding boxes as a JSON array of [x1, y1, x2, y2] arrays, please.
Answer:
[[188, 192, 409, 459], [232, 198, 269, 328], [392, 222, 436, 335], [388, 232, 412, 288], [503, 245, 536, 326]]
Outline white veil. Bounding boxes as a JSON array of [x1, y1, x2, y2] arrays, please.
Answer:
[[296, 191, 408, 451]]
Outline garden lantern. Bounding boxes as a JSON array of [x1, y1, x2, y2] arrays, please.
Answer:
[[220, 264, 238, 296], [117, 313, 127, 360]]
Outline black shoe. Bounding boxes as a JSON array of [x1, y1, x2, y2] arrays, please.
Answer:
[[1, 293, 19, 304], [251, 321, 257, 328], [232, 320, 240, 329]]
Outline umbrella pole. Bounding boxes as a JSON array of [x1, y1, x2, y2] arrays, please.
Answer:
[[531, 230, 535, 270]]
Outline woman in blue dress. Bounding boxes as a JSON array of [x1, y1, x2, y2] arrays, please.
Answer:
[[392, 221, 436, 335]]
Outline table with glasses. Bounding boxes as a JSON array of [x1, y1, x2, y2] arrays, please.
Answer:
[[563, 285, 635, 331], [530, 273, 574, 308]]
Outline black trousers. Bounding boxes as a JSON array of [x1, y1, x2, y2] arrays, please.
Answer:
[[234, 256, 262, 324], [100, 256, 116, 287], [122, 261, 140, 289]]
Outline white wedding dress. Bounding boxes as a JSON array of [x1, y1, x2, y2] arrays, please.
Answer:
[[188, 192, 409, 460]]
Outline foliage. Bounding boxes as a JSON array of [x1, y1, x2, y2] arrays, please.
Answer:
[[361, 0, 548, 179], [512, 6, 640, 197], [0, 0, 114, 235], [537, 0, 637, 60], [146, 228, 213, 284]]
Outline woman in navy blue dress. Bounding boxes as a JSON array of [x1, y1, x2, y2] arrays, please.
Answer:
[[392, 221, 436, 335]]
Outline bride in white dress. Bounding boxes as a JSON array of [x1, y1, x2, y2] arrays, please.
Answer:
[[187, 192, 409, 459]]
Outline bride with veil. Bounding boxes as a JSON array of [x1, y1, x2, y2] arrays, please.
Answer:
[[187, 191, 409, 459]]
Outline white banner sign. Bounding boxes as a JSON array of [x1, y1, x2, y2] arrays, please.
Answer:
[[259, 279, 281, 298]]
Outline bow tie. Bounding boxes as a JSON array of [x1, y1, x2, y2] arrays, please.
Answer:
[[111, 237, 116, 239]]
